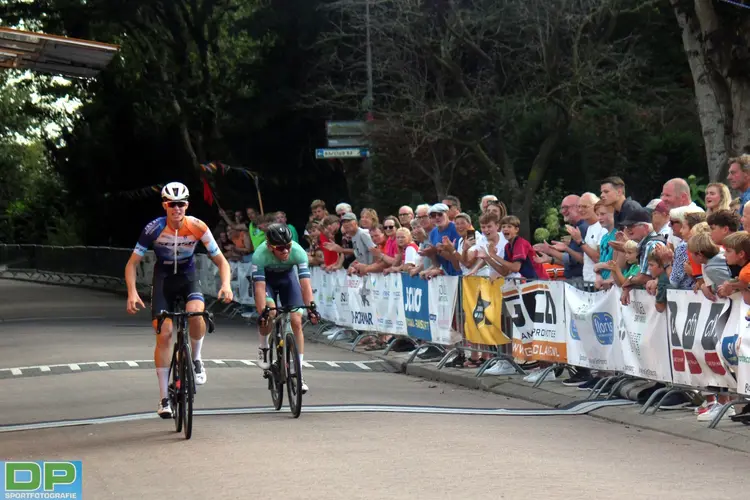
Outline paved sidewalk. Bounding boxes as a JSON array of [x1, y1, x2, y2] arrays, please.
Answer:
[[309, 329, 750, 455]]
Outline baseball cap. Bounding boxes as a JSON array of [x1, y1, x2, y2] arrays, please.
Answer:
[[340, 212, 357, 222], [653, 201, 670, 215], [620, 207, 651, 227], [428, 203, 449, 214]]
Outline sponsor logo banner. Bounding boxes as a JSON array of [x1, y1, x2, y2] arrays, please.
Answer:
[[429, 276, 460, 345], [564, 285, 622, 371], [507, 281, 567, 363], [618, 289, 671, 383], [462, 276, 509, 346], [401, 273, 431, 341]]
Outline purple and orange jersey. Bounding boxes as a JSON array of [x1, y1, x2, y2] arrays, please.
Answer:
[[133, 216, 220, 273]]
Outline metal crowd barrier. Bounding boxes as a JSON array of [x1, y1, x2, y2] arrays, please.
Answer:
[[2, 244, 749, 429]]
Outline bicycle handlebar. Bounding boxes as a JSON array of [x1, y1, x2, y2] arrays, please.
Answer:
[[156, 310, 215, 334], [262, 304, 318, 315]]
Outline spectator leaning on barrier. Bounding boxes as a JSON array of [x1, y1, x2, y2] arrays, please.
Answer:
[[707, 209, 740, 249], [534, 194, 586, 281], [600, 176, 643, 231], [383, 227, 419, 274], [319, 215, 344, 271], [569, 192, 607, 283], [644, 251, 670, 314], [340, 213, 376, 276], [716, 231, 750, 297], [480, 194, 498, 213], [648, 201, 671, 239], [500, 215, 545, 279], [420, 203, 462, 278], [465, 212, 509, 278], [619, 207, 666, 306], [705, 182, 732, 214], [442, 195, 461, 221], [448, 212, 477, 275], [727, 155, 750, 223], [592, 201, 617, 290], [398, 205, 414, 227], [603, 240, 641, 288], [688, 232, 731, 301], [274, 211, 299, 243], [305, 221, 324, 267]]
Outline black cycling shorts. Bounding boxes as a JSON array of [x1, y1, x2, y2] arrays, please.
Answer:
[[151, 268, 204, 319], [263, 268, 304, 309]]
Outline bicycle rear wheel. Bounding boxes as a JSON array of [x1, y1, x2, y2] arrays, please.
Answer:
[[285, 332, 303, 418], [269, 325, 284, 411], [180, 343, 194, 440]]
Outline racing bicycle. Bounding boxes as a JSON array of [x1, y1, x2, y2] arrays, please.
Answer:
[[260, 303, 317, 418], [156, 308, 215, 439]]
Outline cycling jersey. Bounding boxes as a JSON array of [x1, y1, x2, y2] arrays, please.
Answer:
[[134, 216, 220, 274], [250, 241, 310, 282]]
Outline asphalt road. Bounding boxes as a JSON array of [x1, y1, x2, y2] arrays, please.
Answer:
[[1, 279, 749, 499]]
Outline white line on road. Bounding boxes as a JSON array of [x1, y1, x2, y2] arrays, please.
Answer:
[[326, 361, 340, 368], [212, 360, 226, 365], [0, 316, 107, 324], [0, 400, 635, 433], [69, 364, 80, 371], [239, 360, 255, 366], [39, 366, 51, 372], [125, 361, 138, 367], [10, 368, 21, 376], [301, 361, 314, 368], [352, 362, 371, 371], [97, 362, 108, 368]]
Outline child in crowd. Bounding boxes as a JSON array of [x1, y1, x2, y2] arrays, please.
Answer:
[[600, 240, 640, 287], [305, 221, 324, 267], [707, 209, 740, 248], [645, 251, 669, 313], [499, 215, 546, 279], [687, 232, 731, 301], [717, 231, 750, 298]]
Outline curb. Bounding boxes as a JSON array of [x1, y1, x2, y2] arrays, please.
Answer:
[[309, 332, 750, 455]]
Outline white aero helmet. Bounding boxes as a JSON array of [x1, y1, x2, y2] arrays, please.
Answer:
[[161, 182, 190, 202]]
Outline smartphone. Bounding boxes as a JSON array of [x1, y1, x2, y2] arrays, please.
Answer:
[[466, 229, 476, 240]]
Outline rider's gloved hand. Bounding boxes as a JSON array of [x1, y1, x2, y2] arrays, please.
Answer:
[[308, 302, 321, 325]]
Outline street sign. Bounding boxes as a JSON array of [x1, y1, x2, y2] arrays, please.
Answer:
[[327, 137, 368, 148], [315, 148, 370, 159], [326, 121, 366, 137]]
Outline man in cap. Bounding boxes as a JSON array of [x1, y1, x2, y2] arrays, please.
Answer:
[[419, 203, 462, 276], [619, 207, 666, 305]]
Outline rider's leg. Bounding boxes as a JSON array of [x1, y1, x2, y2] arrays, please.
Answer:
[[186, 296, 206, 360], [186, 294, 208, 384], [257, 288, 276, 368], [153, 317, 173, 400], [290, 312, 304, 361]]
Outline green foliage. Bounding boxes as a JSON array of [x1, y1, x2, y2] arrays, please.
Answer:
[[687, 174, 707, 209]]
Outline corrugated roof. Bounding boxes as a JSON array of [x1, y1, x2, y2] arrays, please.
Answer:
[[0, 27, 119, 79]]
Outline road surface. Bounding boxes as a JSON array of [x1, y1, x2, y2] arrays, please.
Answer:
[[0, 279, 748, 499]]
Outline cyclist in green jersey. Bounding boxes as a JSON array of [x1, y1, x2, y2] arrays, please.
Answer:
[[251, 223, 319, 393]]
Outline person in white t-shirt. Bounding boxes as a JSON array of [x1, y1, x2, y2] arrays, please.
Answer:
[[466, 212, 509, 278], [566, 192, 608, 283]]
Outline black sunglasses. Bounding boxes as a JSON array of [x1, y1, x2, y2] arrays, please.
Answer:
[[384, 225, 396, 229], [167, 201, 187, 208]]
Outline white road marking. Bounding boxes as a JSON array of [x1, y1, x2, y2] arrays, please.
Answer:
[[0, 316, 107, 324], [0, 400, 635, 433], [0, 359, 386, 375]]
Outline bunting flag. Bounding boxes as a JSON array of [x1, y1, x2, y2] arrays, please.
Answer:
[[202, 177, 215, 206]]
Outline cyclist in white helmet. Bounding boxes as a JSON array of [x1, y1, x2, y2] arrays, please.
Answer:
[[124, 181, 233, 418]]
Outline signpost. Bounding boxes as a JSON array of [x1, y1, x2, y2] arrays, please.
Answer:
[[315, 148, 370, 159], [316, 120, 371, 160]]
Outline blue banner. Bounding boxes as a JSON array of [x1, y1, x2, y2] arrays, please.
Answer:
[[401, 274, 431, 341]]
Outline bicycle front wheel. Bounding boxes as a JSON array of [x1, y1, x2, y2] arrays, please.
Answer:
[[269, 330, 284, 411], [284, 332, 303, 418], [180, 343, 195, 440]]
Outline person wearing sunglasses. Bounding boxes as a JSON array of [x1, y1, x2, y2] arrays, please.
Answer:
[[125, 181, 234, 419], [251, 223, 320, 394]]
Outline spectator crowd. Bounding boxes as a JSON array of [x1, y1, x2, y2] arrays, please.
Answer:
[[211, 154, 750, 425]]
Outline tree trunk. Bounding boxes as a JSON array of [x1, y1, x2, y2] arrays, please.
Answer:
[[672, 0, 750, 182]]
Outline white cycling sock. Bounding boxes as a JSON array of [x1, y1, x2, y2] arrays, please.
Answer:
[[156, 368, 169, 400], [259, 334, 269, 349], [191, 337, 203, 361], [299, 353, 304, 364]]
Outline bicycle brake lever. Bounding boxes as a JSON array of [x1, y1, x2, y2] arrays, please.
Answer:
[[207, 314, 216, 334]]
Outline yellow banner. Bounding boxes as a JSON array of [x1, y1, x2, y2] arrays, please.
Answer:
[[462, 276, 510, 345]]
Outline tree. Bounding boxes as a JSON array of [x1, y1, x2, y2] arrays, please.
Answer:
[[671, 0, 750, 181], [311, 0, 647, 235]]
